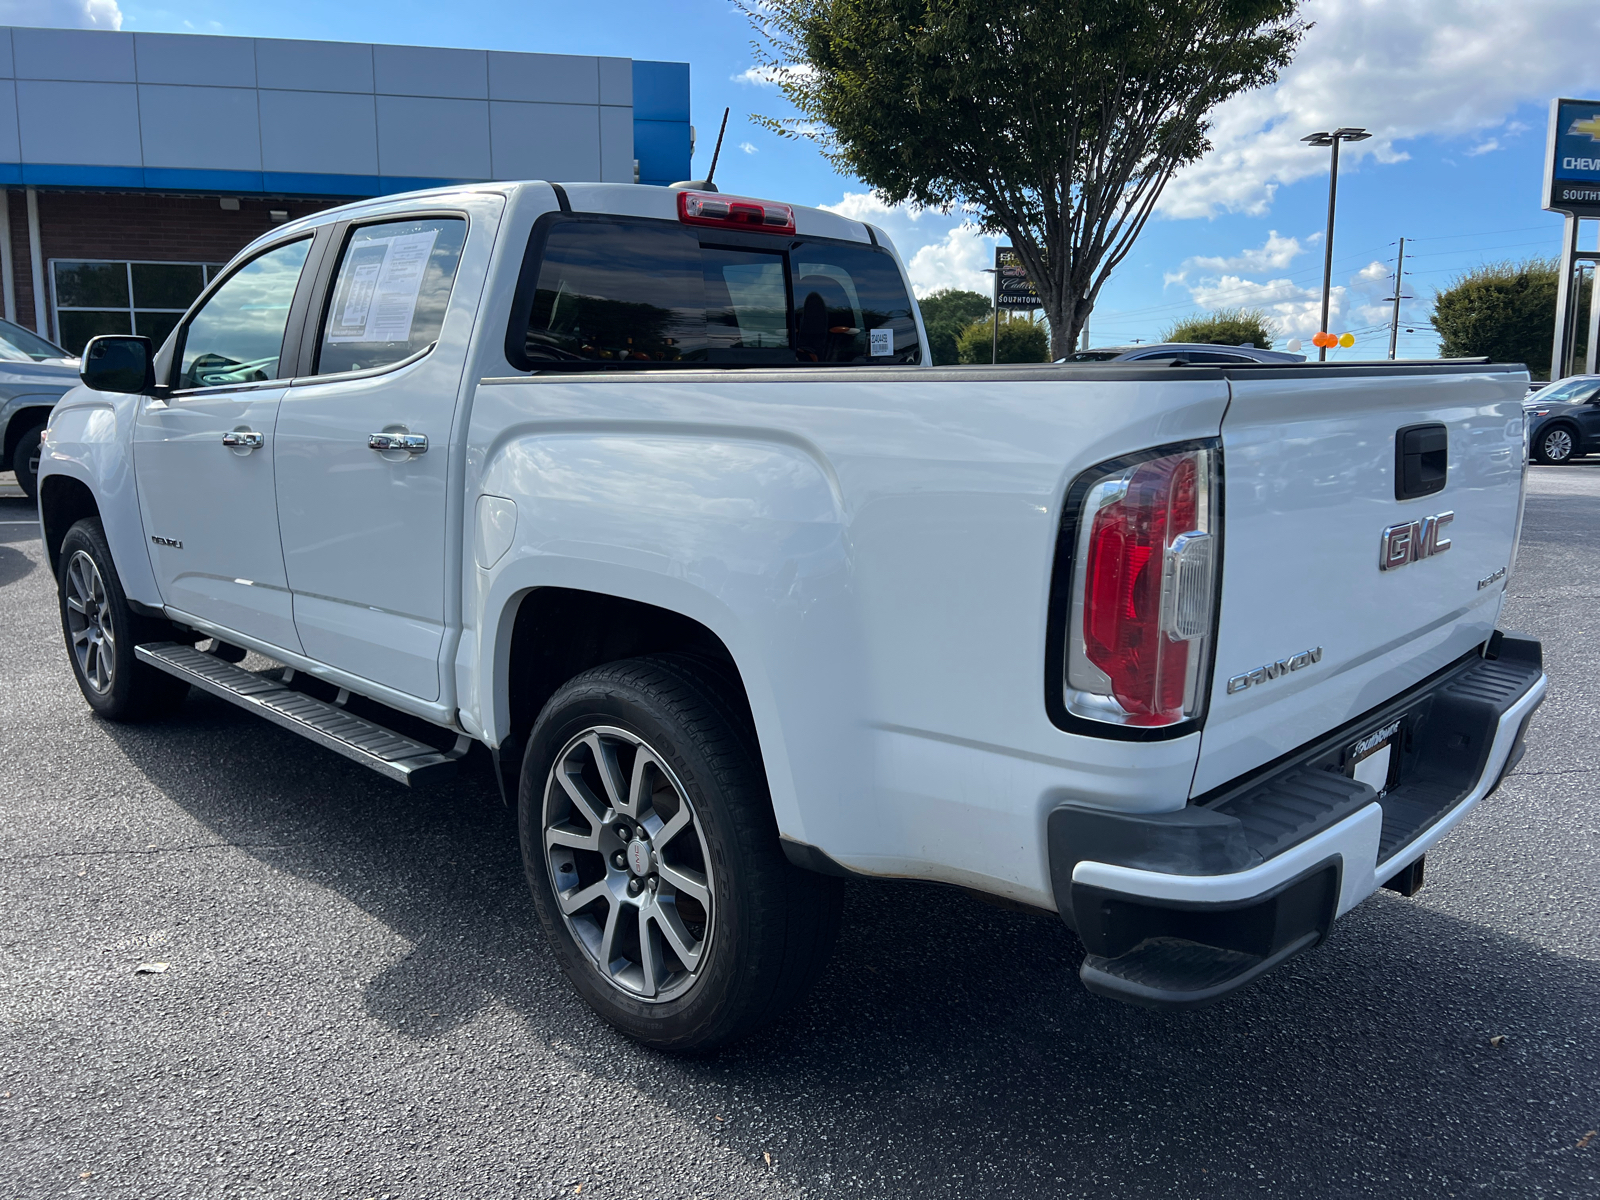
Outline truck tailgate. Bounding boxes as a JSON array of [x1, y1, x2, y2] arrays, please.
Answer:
[[1192, 367, 1527, 796]]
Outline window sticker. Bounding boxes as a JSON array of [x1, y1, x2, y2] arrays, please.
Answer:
[[870, 327, 893, 356], [328, 229, 440, 344]]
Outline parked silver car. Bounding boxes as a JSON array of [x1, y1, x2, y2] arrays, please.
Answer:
[[1059, 342, 1308, 365]]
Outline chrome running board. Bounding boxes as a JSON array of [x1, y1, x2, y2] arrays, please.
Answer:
[[135, 641, 466, 786]]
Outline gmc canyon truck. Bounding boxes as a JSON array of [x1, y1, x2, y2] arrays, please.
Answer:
[[36, 181, 1545, 1051]]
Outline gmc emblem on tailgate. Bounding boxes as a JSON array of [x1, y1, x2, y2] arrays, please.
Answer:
[[1379, 511, 1453, 571]]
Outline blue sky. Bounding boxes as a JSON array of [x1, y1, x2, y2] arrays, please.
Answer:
[[30, 0, 1600, 357]]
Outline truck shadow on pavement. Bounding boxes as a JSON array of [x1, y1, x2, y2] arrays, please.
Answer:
[[99, 690, 1600, 1198]]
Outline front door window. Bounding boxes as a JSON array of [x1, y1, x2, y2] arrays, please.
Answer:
[[177, 239, 311, 389]]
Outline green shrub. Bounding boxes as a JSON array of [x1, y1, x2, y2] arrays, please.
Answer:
[[918, 288, 994, 365], [956, 312, 1051, 363], [1162, 307, 1276, 349], [1430, 258, 1587, 380]]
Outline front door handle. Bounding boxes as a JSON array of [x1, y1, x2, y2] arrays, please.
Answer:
[[221, 430, 263, 448], [368, 432, 428, 455]]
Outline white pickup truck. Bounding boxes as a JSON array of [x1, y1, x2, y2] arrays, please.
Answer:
[[37, 181, 1545, 1050]]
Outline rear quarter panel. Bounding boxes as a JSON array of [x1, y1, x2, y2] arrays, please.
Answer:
[[463, 367, 1230, 907]]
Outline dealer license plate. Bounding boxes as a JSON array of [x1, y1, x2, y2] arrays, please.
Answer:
[[1347, 716, 1403, 795]]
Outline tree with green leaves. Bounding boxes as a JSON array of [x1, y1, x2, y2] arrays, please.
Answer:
[[744, 0, 1306, 358], [918, 287, 993, 364], [1163, 307, 1276, 349], [956, 311, 1050, 364], [1431, 258, 1587, 381]]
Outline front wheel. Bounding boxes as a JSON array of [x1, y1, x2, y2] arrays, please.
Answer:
[[1535, 424, 1577, 464], [56, 518, 190, 720], [519, 655, 842, 1052]]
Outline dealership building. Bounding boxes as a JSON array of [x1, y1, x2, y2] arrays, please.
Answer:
[[0, 25, 692, 353]]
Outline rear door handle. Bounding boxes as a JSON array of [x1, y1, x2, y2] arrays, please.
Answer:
[[368, 432, 428, 455], [221, 430, 263, 448]]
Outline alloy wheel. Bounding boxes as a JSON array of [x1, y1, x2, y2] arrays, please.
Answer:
[[64, 550, 115, 694], [1543, 428, 1574, 462], [543, 726, 715, 1003]]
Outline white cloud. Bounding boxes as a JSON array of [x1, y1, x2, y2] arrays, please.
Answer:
[[1466, 139, 1500, 156], [1186, 230, 1304, 274], [1189, 274, 1341, 340], [739, 141, 758, 155], [732, 63, 815, 88], [0, 0, 120, 27], [1161, 0, 1600, 218], [904, 224, 996, 297]]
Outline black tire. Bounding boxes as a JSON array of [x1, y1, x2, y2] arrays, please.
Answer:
[[56, 517, 190, 721], [518, 654, 842, 1052], [1534, 423, 1578, 465], [13, 420, 45, 500]]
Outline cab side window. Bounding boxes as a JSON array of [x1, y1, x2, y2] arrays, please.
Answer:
[[316, 217, 467, 376], [176, 238, 311, 389], [523, 219, 706, 364], [791, 243, 920, 364]]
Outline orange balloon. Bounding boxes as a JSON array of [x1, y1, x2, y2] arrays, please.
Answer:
[[1311, 332, 1330, 347]]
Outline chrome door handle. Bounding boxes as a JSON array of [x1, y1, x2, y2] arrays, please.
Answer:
[[368, 432, 428, 455], [221, 430, 263, 448]]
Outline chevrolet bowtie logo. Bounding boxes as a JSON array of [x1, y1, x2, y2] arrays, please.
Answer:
[[1571, 116, 1600, 142]]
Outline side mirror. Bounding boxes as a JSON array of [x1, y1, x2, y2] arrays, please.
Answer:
[[81, 335, 155, 394]]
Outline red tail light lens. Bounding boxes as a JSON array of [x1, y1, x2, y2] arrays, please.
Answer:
[[677, 190, 796, 235], [1066, 446, 1218, 727]]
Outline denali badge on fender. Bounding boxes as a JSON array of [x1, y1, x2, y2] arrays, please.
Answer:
[[1379, 511, 1453, 571], [1226, 646, 1323, 694]]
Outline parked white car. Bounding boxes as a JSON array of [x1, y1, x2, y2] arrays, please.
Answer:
[[38, 181, 1544, 1049]]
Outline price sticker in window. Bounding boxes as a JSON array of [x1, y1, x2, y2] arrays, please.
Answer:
[[869, 328, 894, 357]]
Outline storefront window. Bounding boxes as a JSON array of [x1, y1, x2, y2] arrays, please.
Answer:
[[51, 259, 227, 355]]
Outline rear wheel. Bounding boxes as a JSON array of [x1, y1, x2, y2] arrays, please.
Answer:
[[519, 655, 842, 1052], [13, 421, 45, 500], [56, 518, 190, 720], [1535, 424, 1577, 464]]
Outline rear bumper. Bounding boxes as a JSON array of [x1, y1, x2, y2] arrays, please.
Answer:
[[1048, 632, 1546, 1009]]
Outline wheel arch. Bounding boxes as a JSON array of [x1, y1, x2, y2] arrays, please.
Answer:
[[504, 586, 749, 753], [2, 401, 55, 471], [39, 472, 100, 573], [1537, 418, 1580, 459]]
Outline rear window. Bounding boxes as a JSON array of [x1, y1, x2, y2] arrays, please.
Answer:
[[512, 217, 920, 369]]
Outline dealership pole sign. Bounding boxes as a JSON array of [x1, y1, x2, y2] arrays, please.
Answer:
[[994, 247, 1041, 309], [1544, 98, 1600, 215]]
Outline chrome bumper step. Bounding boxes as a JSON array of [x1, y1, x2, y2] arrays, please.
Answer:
[[135, 641, 464, 786]]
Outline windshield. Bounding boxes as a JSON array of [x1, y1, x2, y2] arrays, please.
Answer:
[[1530, 378, 1600, 404], [0, 316, 69, 361]]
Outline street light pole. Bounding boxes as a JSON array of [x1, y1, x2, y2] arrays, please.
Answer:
[[1302, 127, 1371, 361]]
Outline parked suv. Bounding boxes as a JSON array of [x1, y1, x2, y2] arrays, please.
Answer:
[[0, 318, 80, 498], [1524, 374, 1600, 464]]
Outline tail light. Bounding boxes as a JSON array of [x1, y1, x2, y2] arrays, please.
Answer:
[[1065, 445, 1219, 728], [677, 190, 795, 235]]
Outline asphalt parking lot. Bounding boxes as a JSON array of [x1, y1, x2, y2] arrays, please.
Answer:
[[2, 464, 1597, 1200]]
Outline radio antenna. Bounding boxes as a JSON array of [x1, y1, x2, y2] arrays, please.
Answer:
[[704, 107, 730, 189]]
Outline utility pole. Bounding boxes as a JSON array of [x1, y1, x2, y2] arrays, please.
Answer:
[[1302, 127, 1371, 361], [1387, 237, 1407, 360]]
